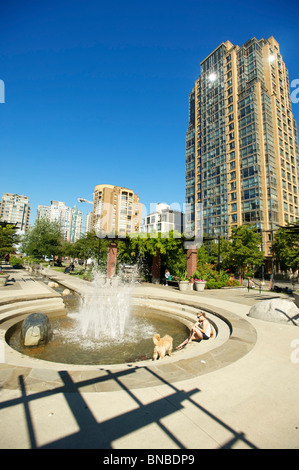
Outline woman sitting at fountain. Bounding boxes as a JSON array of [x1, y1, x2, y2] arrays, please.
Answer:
[[176, 311, 212, 349]]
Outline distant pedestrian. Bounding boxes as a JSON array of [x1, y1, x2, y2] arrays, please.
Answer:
[[163, 269, 171, 286]]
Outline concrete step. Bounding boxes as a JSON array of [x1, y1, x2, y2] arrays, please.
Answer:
[[0, 297, 64, 313], [0, 298, 66, 324]]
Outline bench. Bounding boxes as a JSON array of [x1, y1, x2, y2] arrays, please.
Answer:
[[165, 279, 179, 287]]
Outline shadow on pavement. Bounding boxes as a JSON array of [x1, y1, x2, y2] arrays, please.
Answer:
[[0, 366, 258, 449]]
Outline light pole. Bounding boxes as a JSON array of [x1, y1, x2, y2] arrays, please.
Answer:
[[77, 198, 93, 204]]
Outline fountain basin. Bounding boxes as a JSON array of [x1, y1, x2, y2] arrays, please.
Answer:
[[7, 305, 189, 365], [2, 295, 231, 371], [0, 268, 258, 392]]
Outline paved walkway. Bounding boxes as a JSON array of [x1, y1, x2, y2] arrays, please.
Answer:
[[0, 265, 298, 449]]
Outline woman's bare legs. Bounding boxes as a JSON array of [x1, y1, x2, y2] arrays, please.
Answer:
[[176, 326, 203, 349]]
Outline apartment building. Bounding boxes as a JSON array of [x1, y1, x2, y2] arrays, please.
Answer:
[[35, 205, 50, 221], [84, 211, 93, 234], [36, 201, 82, 243], [92, 184, 142, 236], [0, 193, 31, 231], [185, 36, 299, 260], [140, 203, 184, 234], [68, 205, 83, 243]]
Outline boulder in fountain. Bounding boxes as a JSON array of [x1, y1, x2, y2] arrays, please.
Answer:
[[248, 299, 299, 326], [21, 313, 52, 347], [62, 288, 71, 296], [48, 281, 59, 288]]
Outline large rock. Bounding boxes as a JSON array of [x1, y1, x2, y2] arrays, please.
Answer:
[[48, 281, 59, 288], [248, 298, 299, 327], [62, 288, 71, 296], [21, 313, 52, 347]]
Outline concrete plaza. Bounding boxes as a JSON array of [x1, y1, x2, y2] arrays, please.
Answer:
[[0, 265, 298, 449]]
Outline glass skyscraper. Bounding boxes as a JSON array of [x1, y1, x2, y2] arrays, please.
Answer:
[[185, 36, 299, 261]]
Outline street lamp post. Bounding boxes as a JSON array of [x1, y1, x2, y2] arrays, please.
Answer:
[[218, 234, 221, 271], [77, 198, 93, 204]]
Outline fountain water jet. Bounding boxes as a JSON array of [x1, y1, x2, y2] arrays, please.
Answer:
[[77, 266, 133, 340]]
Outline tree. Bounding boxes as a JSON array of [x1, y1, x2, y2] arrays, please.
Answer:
[[116, 231, 187, 279], [200, 237, 232, 270], [0, 224, 20, 257], [20, 219, 64, 260], [72, 231, 107, 264], [272, 223, 299, 272], [228, 225, 264, 278]]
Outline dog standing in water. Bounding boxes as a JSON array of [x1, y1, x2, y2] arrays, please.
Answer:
[[152, 334, 173, 360]]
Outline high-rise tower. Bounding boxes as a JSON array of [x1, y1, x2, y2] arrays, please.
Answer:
[[186, 36, 299, 260], [36, 200, 82, 243], [92, 184, 142, 236], [0, 193, 31, 231]]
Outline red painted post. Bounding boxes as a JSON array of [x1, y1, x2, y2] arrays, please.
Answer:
[[107, 243, 117, 278], [186, 248, 197, 282]]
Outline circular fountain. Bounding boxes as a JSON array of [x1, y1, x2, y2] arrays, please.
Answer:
[[1, 262, 257, 391], [6, 265, 190, 366]]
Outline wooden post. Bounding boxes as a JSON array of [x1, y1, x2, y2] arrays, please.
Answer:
[[151, 250, 161, 284], [107, 243, 117, 278], [186, 248, 197, 283]]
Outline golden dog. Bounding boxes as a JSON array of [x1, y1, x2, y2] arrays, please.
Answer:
[[153, 333, 173, 360]]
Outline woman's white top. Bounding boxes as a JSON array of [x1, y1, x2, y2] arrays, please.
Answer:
[[203, 323, 211, 338]]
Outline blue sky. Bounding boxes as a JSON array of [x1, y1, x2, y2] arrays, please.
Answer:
[[1, 0, 299, 228]]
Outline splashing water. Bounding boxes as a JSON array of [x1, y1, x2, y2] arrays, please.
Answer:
[[77, 266, 134, 340]]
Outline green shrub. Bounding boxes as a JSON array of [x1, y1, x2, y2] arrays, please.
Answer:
[[194, 263, 231, 289], [9, 255, 24, 268], [226, 279, 241, 287], [206, 280, 226, 289]]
